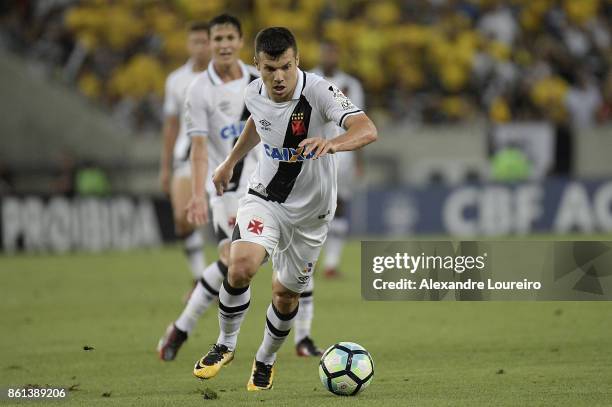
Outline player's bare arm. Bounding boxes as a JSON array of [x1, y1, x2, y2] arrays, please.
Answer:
[[329, 113, 377, 152], [212, 116, 260, 195], [186, 136, 209, 225], [159, 115, 179, 194], [299, 113, 377, 159]]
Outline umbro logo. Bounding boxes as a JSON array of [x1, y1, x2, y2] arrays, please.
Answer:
[[259, 119, 272, 131], [218, 100, 231, 113]]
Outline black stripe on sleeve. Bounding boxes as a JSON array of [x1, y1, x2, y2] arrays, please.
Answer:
[[339, 109, 362, 128]]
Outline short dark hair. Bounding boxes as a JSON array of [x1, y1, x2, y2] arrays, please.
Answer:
[[208, 14, 242, 37], [255, 27, 298, 59], [188, 21, 209, 33]]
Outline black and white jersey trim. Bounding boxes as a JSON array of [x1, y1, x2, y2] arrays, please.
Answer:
[[339, 109, 363, 128]]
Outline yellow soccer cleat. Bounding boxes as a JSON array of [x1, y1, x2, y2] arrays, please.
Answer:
[[193, 344, 234, 380], [247, 360, 275, 391]]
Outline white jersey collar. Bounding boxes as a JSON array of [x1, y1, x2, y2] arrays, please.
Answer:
[[185, 58, 195, 72], [207, 60, 249, 86]]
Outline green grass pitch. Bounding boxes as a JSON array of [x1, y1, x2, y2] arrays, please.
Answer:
[[1, 241, 611, 406]]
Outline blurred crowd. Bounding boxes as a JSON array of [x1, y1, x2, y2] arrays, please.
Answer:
[[1, 0, 611, 133]]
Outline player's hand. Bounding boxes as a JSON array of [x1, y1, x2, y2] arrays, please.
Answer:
[[159, 167, 171, 195], [299, 137, 336, 159], [212, 161, 234, 196], [186, 195, 209, 225]]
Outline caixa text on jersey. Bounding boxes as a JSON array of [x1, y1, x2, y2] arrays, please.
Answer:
[[263, 143, 317, 162], [220, 121, 246, 139]]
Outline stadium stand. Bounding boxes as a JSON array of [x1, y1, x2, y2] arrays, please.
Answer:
[[1, 0, 610, 132], [1, 0, 611, 194], [1, 0, 612, 245]]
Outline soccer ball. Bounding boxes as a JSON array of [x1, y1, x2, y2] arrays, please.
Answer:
[[318, 342, 374, 396]]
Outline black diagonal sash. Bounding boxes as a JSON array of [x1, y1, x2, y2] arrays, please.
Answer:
[[265, 75, 312, 203]]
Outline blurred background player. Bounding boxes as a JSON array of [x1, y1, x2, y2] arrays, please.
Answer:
[[159, 22, 211, 296], [312, 39, 365, 279], [158, 14, 259, 361]]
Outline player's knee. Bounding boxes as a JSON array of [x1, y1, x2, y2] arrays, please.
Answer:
[[272, 290, 299, 314], [228, 254, 257, 288]]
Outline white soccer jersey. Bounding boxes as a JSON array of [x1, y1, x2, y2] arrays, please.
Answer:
[[312, 68, 365, 200], [244, 70, 363, 225], [163, 59, 202, 167], [185, 60, 259, 201]]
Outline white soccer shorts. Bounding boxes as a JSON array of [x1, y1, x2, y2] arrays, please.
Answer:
[[232, 195, 328, 293]]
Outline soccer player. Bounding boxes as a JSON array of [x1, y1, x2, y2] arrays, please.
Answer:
[[157, 15, 324, 362], [159, 21, 210, 292], [312, 39, 365, 279], [157, 14, 257, 361], [189, 27, 377, 391]]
